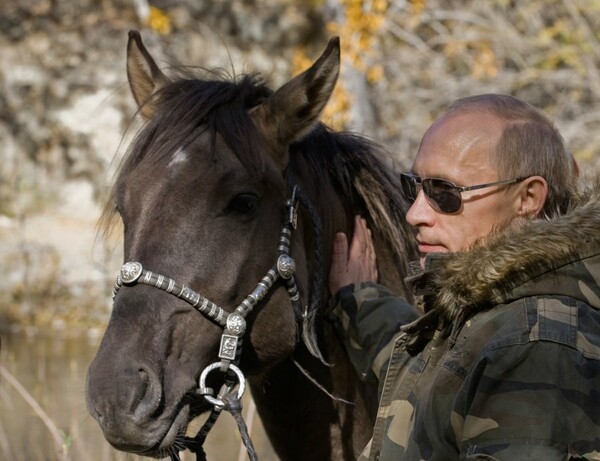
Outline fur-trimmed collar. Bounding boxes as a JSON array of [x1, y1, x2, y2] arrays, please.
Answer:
[[408, 178, 600, 327]]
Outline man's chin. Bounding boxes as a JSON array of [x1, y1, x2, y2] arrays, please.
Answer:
[[419, 250, 448, 269]]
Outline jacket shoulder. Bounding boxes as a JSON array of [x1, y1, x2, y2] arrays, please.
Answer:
[[482, 295, 600, 360]]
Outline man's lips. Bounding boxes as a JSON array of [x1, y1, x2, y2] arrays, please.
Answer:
[[417, 242, 447, 254]]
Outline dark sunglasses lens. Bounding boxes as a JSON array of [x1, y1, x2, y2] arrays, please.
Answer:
[[423, 179, 462, 213], [400, 174, 418, 201]]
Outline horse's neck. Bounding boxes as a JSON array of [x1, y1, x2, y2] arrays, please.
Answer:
[[375, 237, 414, 303], [248, 322, 376, 461], [250, 166, 406, 460]]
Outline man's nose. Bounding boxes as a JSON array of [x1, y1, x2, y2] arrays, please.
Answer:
[[406, 190, 436, 227]]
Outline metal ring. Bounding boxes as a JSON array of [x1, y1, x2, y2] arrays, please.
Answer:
[[198, 362, 246, 408], [198, 386, 213, 396]]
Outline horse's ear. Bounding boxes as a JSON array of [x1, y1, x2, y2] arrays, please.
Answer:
[[126, 30, 170, 120], [254, 37, 340, 168]]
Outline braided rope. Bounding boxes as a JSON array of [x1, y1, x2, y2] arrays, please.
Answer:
[[222, 393, 258, 461], [186, 368, 242, 459], [295, 189, 328, 365], [183, 407, 222, 461], [296, 189, 325, 313]]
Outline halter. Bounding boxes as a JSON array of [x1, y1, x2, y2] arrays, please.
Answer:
[[112, 186, 307, 461]]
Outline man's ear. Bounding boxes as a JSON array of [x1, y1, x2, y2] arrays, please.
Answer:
[[516, 175, 548, 218]]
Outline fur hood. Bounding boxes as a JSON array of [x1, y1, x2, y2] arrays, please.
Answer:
[[408, 178, 600, 328]]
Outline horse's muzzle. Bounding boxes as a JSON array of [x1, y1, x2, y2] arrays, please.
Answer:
[[86, 352, 197, 453]]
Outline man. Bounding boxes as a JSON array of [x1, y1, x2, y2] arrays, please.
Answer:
[[328, 94, 600, 460]]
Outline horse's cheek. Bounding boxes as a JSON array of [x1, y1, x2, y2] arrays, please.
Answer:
[[248, 291, 298, 365]]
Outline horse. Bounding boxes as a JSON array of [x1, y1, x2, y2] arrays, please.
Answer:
[[86, 30, 417, 461]]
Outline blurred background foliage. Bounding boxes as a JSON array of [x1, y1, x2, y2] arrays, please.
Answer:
[[1, 0, 600, 335]]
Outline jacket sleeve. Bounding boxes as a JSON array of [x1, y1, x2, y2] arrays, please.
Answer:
[[329, 282, 420, 385]]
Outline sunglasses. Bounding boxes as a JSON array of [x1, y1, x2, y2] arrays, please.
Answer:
[[400, 173, 528, 214]]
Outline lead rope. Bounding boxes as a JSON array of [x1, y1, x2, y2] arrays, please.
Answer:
[[113, 187, 301, 461], [180, 389, 257, 461]]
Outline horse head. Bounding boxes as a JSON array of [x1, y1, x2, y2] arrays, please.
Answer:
[[87, 31, 416, 460]]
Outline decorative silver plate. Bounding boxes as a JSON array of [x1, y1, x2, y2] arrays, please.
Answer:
[[120, 261, 143, 284], [277, 254, 296, 279], [226, 313, 246, 336]]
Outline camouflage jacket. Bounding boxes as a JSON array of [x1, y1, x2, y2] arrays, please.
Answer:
[[331, 182, 600, 460]]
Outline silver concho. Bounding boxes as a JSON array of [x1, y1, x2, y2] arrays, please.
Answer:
[[226, 313, 246, 336], [277, 254, 296, 279], [120, 261, 143, 284]]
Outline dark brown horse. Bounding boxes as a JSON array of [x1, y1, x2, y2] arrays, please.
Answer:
[[86, 31, 416, 460]]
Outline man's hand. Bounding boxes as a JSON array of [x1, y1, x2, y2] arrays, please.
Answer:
[[328, 215, 378, 296]]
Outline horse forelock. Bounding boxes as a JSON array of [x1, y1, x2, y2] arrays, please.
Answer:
[[99, 73, 274, 242], [135, 74, 273, 170]]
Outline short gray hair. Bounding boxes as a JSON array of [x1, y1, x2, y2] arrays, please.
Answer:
[[445, 94, 577, 219]]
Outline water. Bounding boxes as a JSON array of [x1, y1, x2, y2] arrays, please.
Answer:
[[0, 332, 278, 461]]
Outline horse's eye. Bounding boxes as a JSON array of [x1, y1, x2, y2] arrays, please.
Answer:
[[227, 193, 259, 214]]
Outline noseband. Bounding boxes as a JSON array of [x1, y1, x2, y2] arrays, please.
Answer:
[[111, 185, 309, 460]]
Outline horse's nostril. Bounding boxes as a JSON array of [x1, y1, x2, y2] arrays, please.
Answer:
[[137, 369, 149, 402], [89, 400, 104, 425], [131, 365, 162, 423]]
